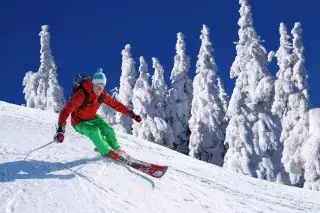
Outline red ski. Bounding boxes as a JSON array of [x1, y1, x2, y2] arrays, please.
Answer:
[[119, 154, 168, 178], [94, 148, 168, 178]]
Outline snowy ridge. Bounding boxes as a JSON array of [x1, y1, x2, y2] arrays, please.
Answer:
[[1, 101, 320, 213]]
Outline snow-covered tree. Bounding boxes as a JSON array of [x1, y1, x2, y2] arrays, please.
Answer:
[[98, 104, 116, 126], [34, 78, 47, 110], [216, 77, 230, 122], [217, 76, 229, 158], [188, 25, 227, 166], [279, 22, 310, 186], [36, 25, 52, 109], [46, 62, 65, 112], [166, 32, 193, 154], [291, 23, 309, 100], [302, 108, 320, 191], [223, 0, 287, 184], [110, 87, 119, 99], [132, 57, 174, 147], [270, 23, 297, 186], [272, 23, 293, 118], [39, 25, 52, 76], [114, 44, 136, 134], [22, 71, 35, 107], [151, 57, 167, 119], [217, 77, 229, 117], [98, 88, 119, 126], [132, 57, 152, 119], [23, 25, 64, 112]]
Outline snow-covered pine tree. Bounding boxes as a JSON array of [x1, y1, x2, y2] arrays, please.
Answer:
[[166, 32, 193, 154], [132, 56, 152, 119], [270, 22, 298, 185], [217, 76, 230, 146], [132, 56, 153, 140], [291, 23, 309, 100], [217, 77, 229, 117], [151, 57, 167, 119], [279, 22, 310, 187], [272, 23, 294, 118], [110, 87, 119, 99], [151, 57, 175, 148], [22, 25, 49, 110], [98, 87, 119, 125], [22, 71, 35, 107], [132, 57, 174, 147], [98, 104, 116, 126], [114, 44, 136, 134], [188, 25, 227, 166], [36, 25, 52, 110], [46, 62, 65, 112], [23, 25, 64, 112], [302, 108, 320, 191], [98, 87, 120, 126], [34, 78, 47, 110], [223, 0, 287, 184]]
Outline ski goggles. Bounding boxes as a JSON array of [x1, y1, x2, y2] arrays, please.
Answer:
[[93, 83, 105, 90]]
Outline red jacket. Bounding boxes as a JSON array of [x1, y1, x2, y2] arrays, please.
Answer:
[[58, 78, 131, 127]]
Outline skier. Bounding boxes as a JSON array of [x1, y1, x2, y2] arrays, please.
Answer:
[[54, 68, 142, 161]]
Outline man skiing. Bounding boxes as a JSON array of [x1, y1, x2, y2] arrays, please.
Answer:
[[54, 68, 142, 161]]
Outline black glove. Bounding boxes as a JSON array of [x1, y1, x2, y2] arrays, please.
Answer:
[[54, 125, 65, 143], [129, 111, 142, 123]]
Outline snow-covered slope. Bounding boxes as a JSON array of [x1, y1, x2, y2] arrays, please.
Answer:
[[1, 101, 320, 213]]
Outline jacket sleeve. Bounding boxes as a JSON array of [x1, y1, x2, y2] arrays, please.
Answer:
[[103, 92, 132, 117], [58, 90, 85, 126]]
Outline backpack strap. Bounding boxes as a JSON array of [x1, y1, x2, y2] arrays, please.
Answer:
[[98, 93, 104, 105], [78, 88, 89, 111], [77, 89, 103, 112]]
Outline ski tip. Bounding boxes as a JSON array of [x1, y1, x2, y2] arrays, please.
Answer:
[[162, 166, 168, 177], [153, 166, 168, 178]]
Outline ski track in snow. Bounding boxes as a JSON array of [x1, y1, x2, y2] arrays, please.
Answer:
[[1, 101, 320, 213]]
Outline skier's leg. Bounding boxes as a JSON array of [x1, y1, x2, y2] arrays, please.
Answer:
[[74, 120, 112, 156], [90, 115, 120, 151]]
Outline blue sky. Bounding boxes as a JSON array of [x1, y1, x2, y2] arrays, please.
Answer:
[[1, 0, 319, 107]]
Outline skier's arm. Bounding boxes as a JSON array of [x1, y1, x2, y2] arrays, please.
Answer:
[[102, 92, 132, 116], [58, 90, 85, 126]]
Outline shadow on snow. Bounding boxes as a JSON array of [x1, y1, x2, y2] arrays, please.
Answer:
[[0, 157, 101, 182], [0, 156, 156, 189]]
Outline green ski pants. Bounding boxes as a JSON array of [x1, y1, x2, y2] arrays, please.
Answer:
[[73, 115, 120, 156]]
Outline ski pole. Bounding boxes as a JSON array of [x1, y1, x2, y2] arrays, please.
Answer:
[[23, 140, 55, 160]]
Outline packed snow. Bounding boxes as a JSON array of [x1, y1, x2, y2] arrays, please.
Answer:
[[1, 101, 320, 213]]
